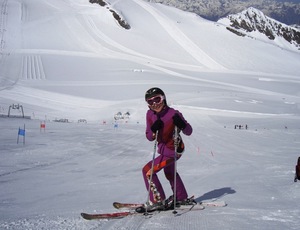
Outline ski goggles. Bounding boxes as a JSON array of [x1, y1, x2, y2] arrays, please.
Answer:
[[146, 95, 164, 106]]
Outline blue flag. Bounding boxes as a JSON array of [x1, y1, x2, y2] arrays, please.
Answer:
[[17, 125, 26, 144], [18, 128, 25, 136]]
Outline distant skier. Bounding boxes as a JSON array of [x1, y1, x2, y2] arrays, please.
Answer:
[[138, 87, 193, 212], [294, 156, 300, 182]]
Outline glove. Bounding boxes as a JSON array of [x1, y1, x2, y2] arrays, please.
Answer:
[[173, 114, 186, 130], [151, 119, 163, 133]]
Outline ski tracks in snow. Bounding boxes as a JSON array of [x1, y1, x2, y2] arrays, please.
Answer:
[[81, 14, 194, 70], [0, 0, 8, 53], [80, 0, 225, 72], [132, 0, 225, 70], [21, 55, 46, 80]]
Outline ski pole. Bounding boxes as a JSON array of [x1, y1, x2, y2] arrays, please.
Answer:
[[145, 130, 158, 215], [173, 126, 179, 214]]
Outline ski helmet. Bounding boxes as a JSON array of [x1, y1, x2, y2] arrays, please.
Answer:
[[145, 87, 167, 104]]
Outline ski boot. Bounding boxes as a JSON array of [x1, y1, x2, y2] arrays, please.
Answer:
[[164, 195, 197, 210], [135, 201, 165, 213]]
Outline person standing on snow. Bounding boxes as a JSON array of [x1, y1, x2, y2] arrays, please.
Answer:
[[294, 157, 300, 182], [137, 87, 193, 212]]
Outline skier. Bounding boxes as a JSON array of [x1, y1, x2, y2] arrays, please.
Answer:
[[138, 87, 193, 212], [294, 156, 300, 182]]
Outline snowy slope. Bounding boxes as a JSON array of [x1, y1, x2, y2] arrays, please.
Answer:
[[1, 0, 300, 122], [0, 0, 300, 229]]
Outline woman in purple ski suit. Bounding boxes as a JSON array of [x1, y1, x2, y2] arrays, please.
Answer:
[[143, 87, 192, 208]]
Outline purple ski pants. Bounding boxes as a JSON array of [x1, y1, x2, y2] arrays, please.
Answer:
[[142, 154, 188, 203]]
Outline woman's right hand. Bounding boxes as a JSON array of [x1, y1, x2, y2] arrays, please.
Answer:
[[151, 119, 163, 133]]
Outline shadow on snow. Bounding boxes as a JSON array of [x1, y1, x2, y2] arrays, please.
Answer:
[[195, 187, 236, 202]]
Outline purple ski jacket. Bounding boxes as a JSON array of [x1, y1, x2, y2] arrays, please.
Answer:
[[146, 106, 192, 157]]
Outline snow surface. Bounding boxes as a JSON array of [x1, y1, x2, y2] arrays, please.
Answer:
[[0, 0, 300, 229]]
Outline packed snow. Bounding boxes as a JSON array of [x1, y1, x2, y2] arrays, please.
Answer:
[[0, 0, 300, 229]]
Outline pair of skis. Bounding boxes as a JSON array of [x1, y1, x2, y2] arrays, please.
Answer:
[[81, 200, 227, 220]]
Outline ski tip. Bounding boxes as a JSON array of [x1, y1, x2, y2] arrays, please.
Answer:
[[113, 202, 121, 209], [81, 213, 92, 220]]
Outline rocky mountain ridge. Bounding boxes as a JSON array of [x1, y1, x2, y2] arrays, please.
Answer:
[[218, 7, 300, 50], [147, 0, 300, 26]]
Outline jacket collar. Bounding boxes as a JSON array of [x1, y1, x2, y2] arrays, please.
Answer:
[[154, 105, 169, 118]]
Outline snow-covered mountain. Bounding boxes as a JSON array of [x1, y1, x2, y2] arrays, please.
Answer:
[[218, 7, 300, 50], [0, 0, 299, 121], [147, 0, 300, 25], [91, 1, 300, 51]]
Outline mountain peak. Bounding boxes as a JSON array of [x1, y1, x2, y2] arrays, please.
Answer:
[[218, 7, 300, 50], [232, 7, 276, 29], [242, 7, 268, 20]]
